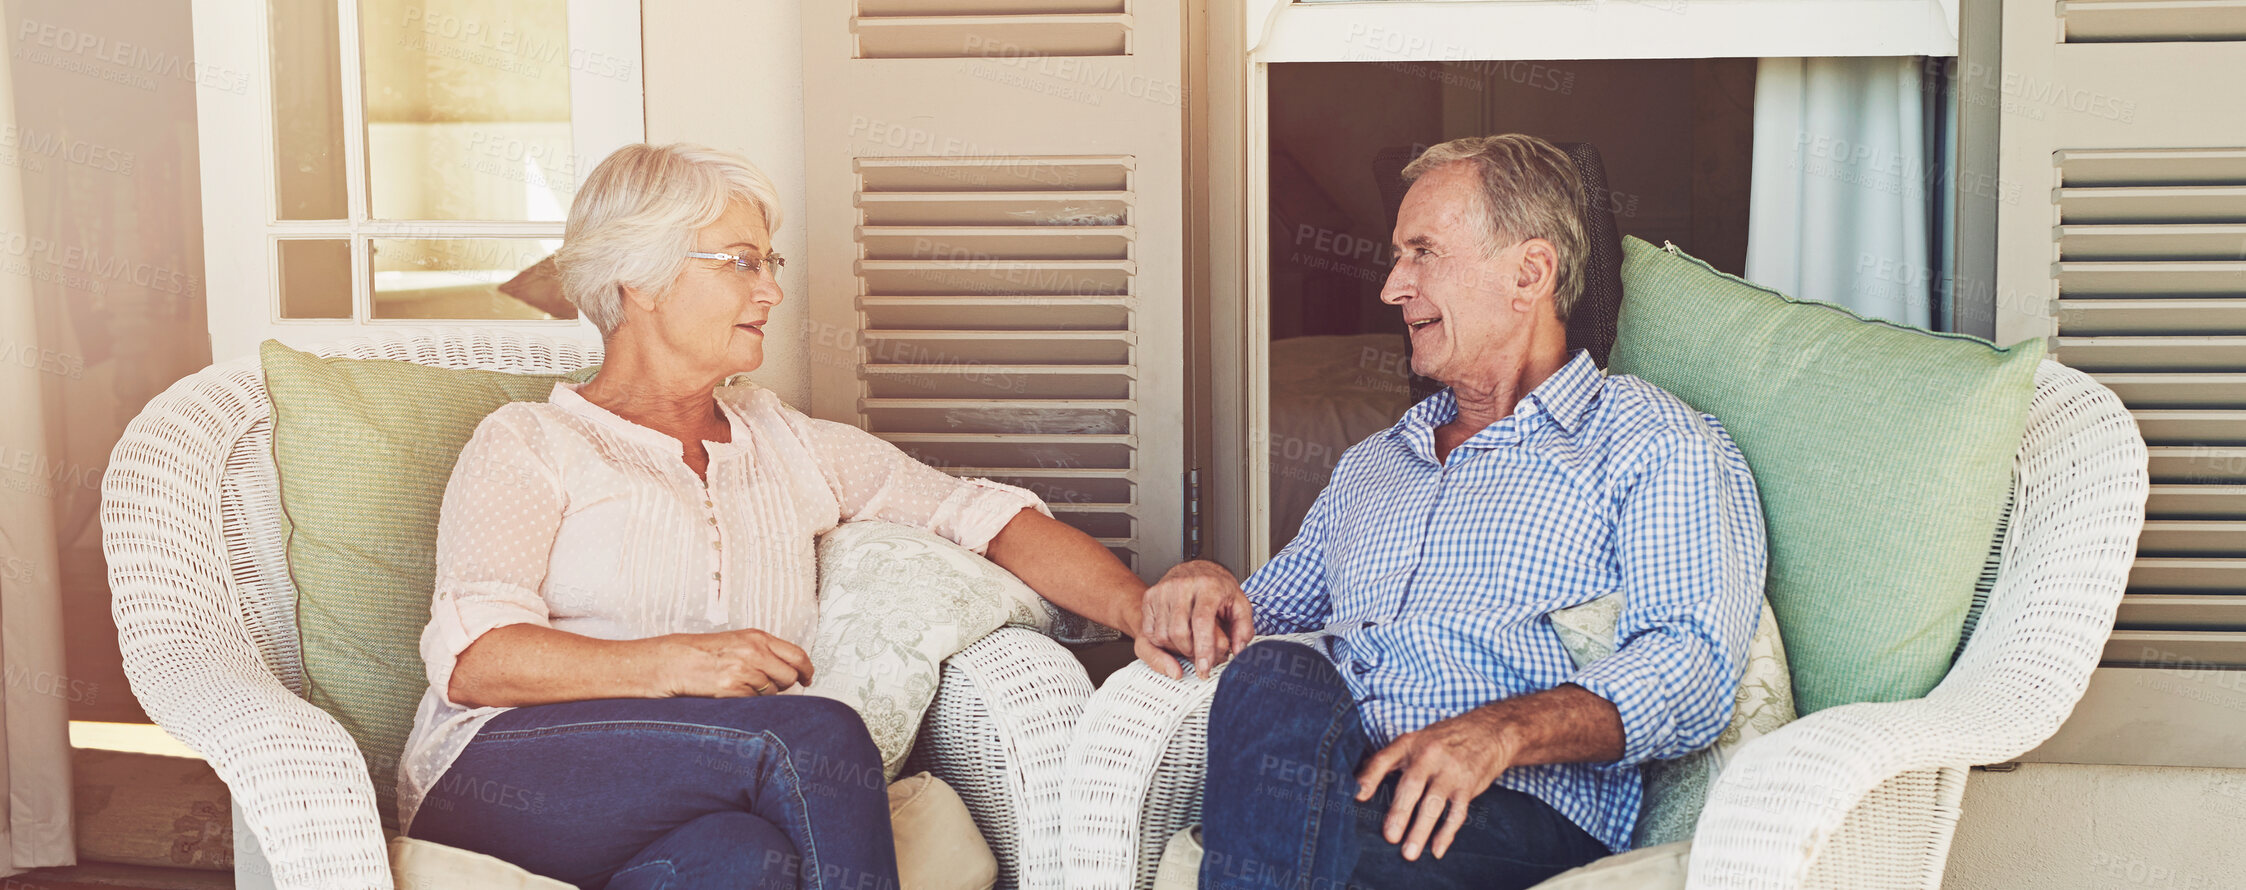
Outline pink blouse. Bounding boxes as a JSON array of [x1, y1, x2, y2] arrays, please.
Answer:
[[397, 382, 1046, 830]]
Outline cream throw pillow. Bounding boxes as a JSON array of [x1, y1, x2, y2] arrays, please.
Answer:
[[389, 772, 994, 890], [1548, 592, 1796, 848], [803, 521, 1112, 779], [390, 836, 573, 890], [1152, 827, 1695, 890], [1527, 841, 1693, 889]]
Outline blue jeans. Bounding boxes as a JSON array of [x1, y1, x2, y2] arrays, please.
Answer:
[[1199, 641, 1610, 890], [409, 695, 900, 890]]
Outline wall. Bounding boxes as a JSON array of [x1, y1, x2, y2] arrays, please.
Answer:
[[1945, 764, 2246, 889], [641, 0, 811, 408]]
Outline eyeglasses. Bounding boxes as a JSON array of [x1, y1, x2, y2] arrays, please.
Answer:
[[686, 250, 786, 276]]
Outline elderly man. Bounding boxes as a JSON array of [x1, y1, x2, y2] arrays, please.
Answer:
[[1135, 134, 1767, 889]]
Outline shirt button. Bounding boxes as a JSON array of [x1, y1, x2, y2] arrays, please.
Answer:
[[704, 499, 713, 508], [711, 572, 721, 581], [708, 517, 718, 526]]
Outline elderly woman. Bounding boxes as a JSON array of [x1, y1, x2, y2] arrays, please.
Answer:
[[397, 143, 1175, 888]]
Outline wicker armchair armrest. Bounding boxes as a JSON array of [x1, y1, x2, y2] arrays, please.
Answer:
[[1691, 361, 2147, 889], [919, 627, 1097, 890], [104, 366, 392, 889]]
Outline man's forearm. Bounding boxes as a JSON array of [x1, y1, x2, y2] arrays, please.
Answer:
[[1469, 683, 1626, 766], [984, 507, 1148, 636]]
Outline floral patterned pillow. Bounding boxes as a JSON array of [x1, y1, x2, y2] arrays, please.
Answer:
[[1549, 592, 1797, 848], [802, 521, 1113, 779]]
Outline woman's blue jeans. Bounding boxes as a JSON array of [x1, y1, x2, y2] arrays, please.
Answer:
[[1199, 641, 1609, 890], [409, 695, 901, 890]]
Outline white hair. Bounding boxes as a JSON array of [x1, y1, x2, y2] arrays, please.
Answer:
[[555, 143, 784, 335]]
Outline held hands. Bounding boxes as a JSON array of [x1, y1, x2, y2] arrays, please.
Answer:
[[657, 628, 815, 697], [1135, 560, 1258, 680], [1355, 709, 1518, 862]]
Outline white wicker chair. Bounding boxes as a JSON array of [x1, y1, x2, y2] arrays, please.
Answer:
[[1060, 360, 2149, 890], [101, 328, 1094, 890]]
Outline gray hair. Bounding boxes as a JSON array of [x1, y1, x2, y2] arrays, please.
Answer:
[[1400, 134, 1588, 321], [555, 143, 785, 335]]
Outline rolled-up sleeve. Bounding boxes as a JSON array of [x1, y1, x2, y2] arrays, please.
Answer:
[[419, 412, 564, 708], [1568, 419, 1767, 767], [792, 414, 1050, 554]]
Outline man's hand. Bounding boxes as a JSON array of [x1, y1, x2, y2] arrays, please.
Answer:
[[1355, 710, 1518, 862], [1354, 684, 1624, 862], [1135, 560, 1257, 680]]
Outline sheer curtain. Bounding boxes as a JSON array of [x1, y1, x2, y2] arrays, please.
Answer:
[[1746, 57, 1949, 329], [0, 40, 78, 875]]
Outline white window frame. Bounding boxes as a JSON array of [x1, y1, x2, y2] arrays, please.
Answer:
[[190, 0, 643, 360], [1202, 0, 1962, 569]]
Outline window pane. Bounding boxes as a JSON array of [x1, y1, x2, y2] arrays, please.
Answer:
[[359, 0, 576, 221], [370, 238, 575, 320], [278, 240, 353, 318], [271, 0, 349, 219]]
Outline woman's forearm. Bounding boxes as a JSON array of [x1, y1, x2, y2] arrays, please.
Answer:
[[983, 508, 1147, 637], [448, 624, 676, 708]]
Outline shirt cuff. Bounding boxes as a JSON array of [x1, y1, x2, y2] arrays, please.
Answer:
[[936, 477, 1051, 555], [1566, 649, 1682, 769], [421, 584, 553, 708]]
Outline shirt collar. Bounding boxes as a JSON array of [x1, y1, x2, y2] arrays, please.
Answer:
[[1525, 350, 1603, 437], [548, 381, 752, 457], [1390, 350, 1603, 456]]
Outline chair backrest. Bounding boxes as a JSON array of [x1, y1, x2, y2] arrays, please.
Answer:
[[1941, 359, 2145, 733], [213, 330, 603, 691]]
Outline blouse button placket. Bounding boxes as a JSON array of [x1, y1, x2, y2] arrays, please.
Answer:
[[705, 494, 723, 579]]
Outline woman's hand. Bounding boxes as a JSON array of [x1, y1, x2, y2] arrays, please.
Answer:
[[656, 629, 817, 697]]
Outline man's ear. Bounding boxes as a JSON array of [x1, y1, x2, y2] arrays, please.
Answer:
[[1512, 238, 1560, 312]]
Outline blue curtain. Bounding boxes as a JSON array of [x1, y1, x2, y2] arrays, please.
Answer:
[[1746, 57, 1951, 330]]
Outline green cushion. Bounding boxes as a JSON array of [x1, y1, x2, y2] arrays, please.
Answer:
[[261, 341, 596, 828], [1609, 238, 2043, 715]]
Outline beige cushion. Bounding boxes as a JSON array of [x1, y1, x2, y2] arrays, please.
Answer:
[[1549, 592, 1797, 848], [890, 771, 999, 890], [1152, 825, 1203, 890], [390, 773, 994, 890], [1527, 841, 1692, 889], [1152, 826, 1690, 890], [389, 836, 573, 890]]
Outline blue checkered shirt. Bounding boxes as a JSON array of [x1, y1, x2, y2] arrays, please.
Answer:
[[1245, 350, 1767, 852]]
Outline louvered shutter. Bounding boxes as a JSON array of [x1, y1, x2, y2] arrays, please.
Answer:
[[2000, 1, 2246, 671], [801, 2, 1186, 578]]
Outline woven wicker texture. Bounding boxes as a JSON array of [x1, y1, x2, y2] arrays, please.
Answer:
[[1060, 361, 2146, 889], [105, 328, 1089, 890]]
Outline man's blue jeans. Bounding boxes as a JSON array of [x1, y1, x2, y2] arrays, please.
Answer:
[[1200, 641, 1610, 890], [410, 695, 900, 890]]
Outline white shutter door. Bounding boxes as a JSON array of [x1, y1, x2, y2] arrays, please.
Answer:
[[1999, 0, 2246, 669], [801, 2, 1186, 580]]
